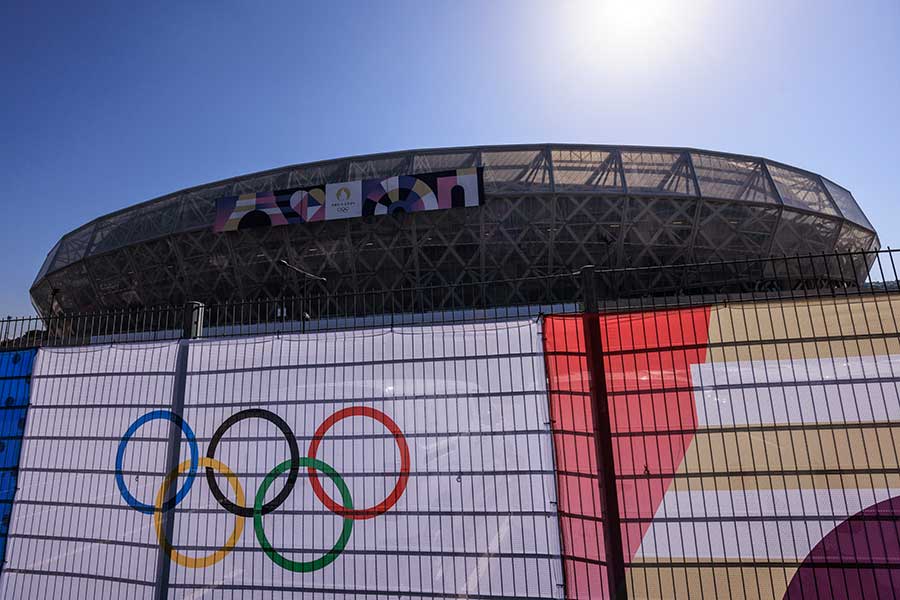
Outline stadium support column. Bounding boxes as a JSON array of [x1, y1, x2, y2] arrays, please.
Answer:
[[581, 267, 628, 599]]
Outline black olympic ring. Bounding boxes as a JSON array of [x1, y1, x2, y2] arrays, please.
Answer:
[[206, 409, 300, 517]]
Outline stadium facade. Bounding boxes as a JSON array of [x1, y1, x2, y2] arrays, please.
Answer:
[[31, 144, 878, 316]]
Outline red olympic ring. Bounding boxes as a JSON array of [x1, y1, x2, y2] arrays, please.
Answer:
[[307, 406, 410, 520]]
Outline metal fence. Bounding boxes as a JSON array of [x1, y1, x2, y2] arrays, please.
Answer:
[[1, 249, 899, 599], [1, 249, 890, 350]]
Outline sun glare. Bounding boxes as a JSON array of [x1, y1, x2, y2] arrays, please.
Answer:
[[563, 0, 702, 78]]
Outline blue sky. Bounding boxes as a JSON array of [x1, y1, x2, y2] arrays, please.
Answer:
[[1, 0, 898, 316]]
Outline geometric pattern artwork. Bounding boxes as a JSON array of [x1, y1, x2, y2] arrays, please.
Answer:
[[31, 145, 878, 316], [784, 494, 900, 598], [544, 293, 900, 599], [362, 168, 481, 215], [213, 192, 308, 232], [544, 310, 712, 599], [213, 168, 483, 232]]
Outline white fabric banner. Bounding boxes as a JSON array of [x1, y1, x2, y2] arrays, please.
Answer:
[[0, 341, 181, 599], [0, 321, 564, 599], [174, 320, 563, 598], [693, 354, 900, 426], [324, 181, 362, 220]]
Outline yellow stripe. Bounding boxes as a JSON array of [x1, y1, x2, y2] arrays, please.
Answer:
[[659, 472, 900, 492], [626, 564, 795, 599], [670, 426, 900, 477], [706, 295, 900, 362]]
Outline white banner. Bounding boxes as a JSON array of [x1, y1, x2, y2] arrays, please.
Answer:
[[175, 321, 563, 598], [0, 341, 181, 599], [693, 354, 900, 426], [0, 321, 564, 599], [324, 181, 362, 220]]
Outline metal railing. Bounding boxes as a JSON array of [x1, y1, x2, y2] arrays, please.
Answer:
[[1, 248, 899, 598], [2, 248, 892, 350]]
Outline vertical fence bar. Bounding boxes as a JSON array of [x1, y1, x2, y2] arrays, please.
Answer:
[[153, 302, 201, 600], [581, 267, 628, 598]]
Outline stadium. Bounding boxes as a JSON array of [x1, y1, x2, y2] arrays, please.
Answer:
[[4, 145, 899, 600], [30, 144, 878, 317]]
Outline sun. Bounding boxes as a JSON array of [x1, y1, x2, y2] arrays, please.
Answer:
[[562, 0, 703, 77]]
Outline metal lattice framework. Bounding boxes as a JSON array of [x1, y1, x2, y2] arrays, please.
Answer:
[[31, 144, 879, 316]]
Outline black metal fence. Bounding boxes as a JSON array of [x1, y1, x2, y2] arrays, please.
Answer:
[[1, 249, 893, 350], [2, 249, 900, 599]]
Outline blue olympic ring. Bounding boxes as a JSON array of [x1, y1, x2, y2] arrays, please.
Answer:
[[115, 410, 198, 514]]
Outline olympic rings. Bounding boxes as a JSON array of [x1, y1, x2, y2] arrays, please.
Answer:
[[115, 410, 198, 514], [307, 406, 410, 520], [254, 457, 353, 573], [206, 409, 300, 517], [116, 405, 410, 572], [154, 457, 245, 568]]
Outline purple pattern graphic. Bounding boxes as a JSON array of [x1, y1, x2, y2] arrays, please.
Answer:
[[214, 168, 483, 232], [784, 494, 900, 598], [362, 176, 432, 216]]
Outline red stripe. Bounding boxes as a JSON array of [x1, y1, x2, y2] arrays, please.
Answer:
[[544, 307, 710, 598]]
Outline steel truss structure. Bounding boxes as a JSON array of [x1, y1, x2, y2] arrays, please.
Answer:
[[31, 144, 878, 316]]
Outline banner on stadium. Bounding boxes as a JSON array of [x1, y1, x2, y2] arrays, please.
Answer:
[[213, 167, 484, 233]]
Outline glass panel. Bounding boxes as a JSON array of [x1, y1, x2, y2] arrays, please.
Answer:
[[622, 197, 698, 267], [44, 262, 100, 313], [766, 163, 838, 216], [234, 173, 278, 195], [33, 240, 61, 283], [693, 201, 780, 260], [180, 186, 225, 230], [286, 160, 348, 187], [552, 195, 620, 268], [481, 150, 550, 192], [822, 178, 873, 230], [826, 223, 876, 285], [45, 223, 96, 275], [551, 149, 625, 192], [89, 252, 134, 298], [690, 153, 779, 203], [834, 222, 876, 253], [411, 152, 478, 174], [771, 210, 842, 255], [88, 199, 181, 255], [870, 234, 881, 252], [620, 150, 697, 196], [29, 278, 53, 314], [348, 156, 409, 180]]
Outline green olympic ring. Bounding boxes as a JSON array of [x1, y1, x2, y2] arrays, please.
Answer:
[[254, 457, 354, 573]]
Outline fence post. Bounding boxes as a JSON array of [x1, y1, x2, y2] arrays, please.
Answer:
[[153, 302, 201, 600], [581, 267, 628, 599], [182, 301, 205, 339]]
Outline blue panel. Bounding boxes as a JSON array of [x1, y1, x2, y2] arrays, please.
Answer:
[[0, 350, 36, 572]]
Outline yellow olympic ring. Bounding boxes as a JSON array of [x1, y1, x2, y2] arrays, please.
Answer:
[[153, 457, 245, 569]]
